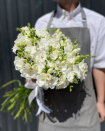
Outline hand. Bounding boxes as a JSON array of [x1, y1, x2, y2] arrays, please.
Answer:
[[26, 79, 37, 83], [97, 102, 105, 122]]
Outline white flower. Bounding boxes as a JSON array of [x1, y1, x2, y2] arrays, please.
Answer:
[[25, 63, 31, 70], [35, 51, 47, 63], [12, 44, 18, 54], [47, 68, 53, 74], [56, 75, 66, 89], [21, 26, 29, 31], [14, 35, 31, 47], [36, 73, 46, 87], [56, 83, 67, 89], [17, 33, 23, 39], [36, 28, 49, 37], [45, 74, 52, 81], [64, 39, 73, 51], [21, 68, 36, 79], [47, 61, 55, 68], [49, 77, 58, 89], [72, 48, 80, 55], [66, 68, 74, 82], [50, 38, 60, 48], [73, 65, 81, 79], [64, 47, 70, 53], [14, 56, 25, 70], [50, 50, 59, 60], [32, 64, 44, 74], [58, 64, 67, 73], [25, 46, 36, 57], [43, 83, 50, 89], [38, 38, 50, 51], [79, 61, 88, 80], [79, 61, 88, 73]]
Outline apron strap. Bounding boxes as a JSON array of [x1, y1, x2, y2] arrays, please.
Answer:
[[47, 7, 87, 28], [81, 7, 87, 28], [47, 11, 55, 29]]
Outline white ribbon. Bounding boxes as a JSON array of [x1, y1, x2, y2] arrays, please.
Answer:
[[25, 82, 51, 116]]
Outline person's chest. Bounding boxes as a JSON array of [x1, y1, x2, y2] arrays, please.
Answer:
[[50, 13, 97, 56]]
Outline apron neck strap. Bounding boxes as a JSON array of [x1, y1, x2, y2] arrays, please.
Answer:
[[47, 7, 87, 28], [47, 11, 55, 28], [81, 7, 87, 28]]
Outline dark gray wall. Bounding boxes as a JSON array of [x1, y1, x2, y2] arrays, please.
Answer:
[[0, 0, 105, 131]]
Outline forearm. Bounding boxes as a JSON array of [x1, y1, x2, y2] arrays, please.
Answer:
[[93, 68, 105, 103]]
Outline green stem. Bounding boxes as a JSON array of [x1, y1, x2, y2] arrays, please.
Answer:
[[0, 80, 21, 89], [11, 97, 23, 115]]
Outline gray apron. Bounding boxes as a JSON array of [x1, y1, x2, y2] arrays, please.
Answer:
[[38, 8, 100, 131]]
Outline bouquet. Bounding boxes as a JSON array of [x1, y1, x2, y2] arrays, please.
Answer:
[[13, 24, 90, 89], [0, 23, 94, 122]]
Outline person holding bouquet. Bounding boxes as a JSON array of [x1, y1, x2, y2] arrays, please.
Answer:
[[26, 0, 105, 131]]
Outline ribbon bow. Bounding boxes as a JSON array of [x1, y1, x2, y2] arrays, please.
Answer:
[[25, 82, 51, 116]]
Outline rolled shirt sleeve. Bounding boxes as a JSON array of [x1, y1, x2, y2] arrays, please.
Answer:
[[93, 18, 105, 69]]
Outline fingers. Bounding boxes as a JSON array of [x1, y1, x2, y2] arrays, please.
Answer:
[[97, 102, 105, 123], [32, 79, 37, 82], [26, 79, 32, 83], [99, 113, 105, 122], [26, 79, 36, 83]]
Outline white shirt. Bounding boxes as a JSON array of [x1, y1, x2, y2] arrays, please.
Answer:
[[35, 4, 105, 69]]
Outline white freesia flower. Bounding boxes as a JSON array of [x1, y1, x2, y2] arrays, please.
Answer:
[[14, 56, 25, 70], [45, 73, 52, 81], [64, 47, 70, 53], [56, 83, 67, 89], [56, 75, 66, 89], [47, 61, 55, 68], [47, 68, 53, 74], [66, 53, 75, 64], [36, 74, 46, 87], [36, 28, 49, 37], [12, 44, 18, 54], [72, 48, 81, 55], [73, 65, 81, 79], [35, 51, 47, 63], [66, 68, 74, 83], [58, 64, 67, 73], [21, 26, 29, 31], [21, 68, 35, 80], [50, 38, 60, 48], [32, 64, 44, 74], [17, 33, 23, 39], [38, 38, 50, 51], [49, 77, 58, 89], [15, 35, 31, 47], [50, 50, 59, 60], [32, 64, 38, 73], [25, 46, 36, 57], [25, 63, 31, 70], [79, 61, 88, 80], [79, 61, 88, 73]]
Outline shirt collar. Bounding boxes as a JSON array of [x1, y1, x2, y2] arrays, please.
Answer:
[[56, 3, 81, 19]]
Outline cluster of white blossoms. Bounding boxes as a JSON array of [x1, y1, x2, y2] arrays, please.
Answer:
[[13, 25, 89, 90]]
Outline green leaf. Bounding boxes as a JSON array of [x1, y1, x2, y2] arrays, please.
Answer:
[[74, 38, 77, 44], [70, 85, 73, 92]]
